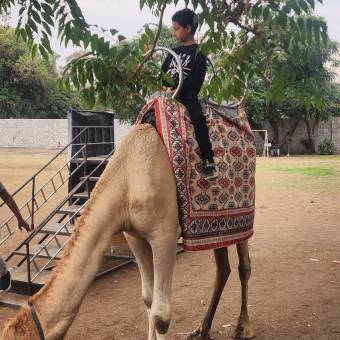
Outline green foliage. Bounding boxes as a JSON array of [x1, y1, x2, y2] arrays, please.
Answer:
[[0, 26, 81, 118], [244, 24, 339, 153], [245, 78, 303, 128], [318, 138, 335, 155], [0, 0, 329, 120], [62, 25, 178, 121]]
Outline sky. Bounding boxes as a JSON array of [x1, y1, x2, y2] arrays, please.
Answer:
[[7, 0, 340, 66]]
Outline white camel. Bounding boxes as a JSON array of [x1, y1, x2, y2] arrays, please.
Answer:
[[0, 122, 254, 340]]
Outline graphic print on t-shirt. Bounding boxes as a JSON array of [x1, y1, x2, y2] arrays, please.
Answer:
[[167, 53, 192, 80]]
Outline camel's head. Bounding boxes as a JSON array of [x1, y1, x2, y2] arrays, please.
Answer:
[[1, 305, 40, 340]]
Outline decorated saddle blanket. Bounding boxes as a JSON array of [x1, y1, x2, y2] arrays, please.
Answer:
[[136, 96, 256, 251]]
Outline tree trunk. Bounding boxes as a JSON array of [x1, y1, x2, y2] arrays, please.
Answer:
[[279, 117, 301, 149], [304, 112, 321, 154], [268, 119, 280, 145]]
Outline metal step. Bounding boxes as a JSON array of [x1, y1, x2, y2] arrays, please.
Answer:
[[73, 191, 89, 199], [79, 176, 99, 182], [10, 266, 52, 285], [58, 204, 82, 215], [71, 156, 111, 164], [13, 243, 63, 260], [0, 291, 28, 308], [38, 222, 75, 236]]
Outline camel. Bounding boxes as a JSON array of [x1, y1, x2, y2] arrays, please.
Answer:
[[0, 123, 254, 340]]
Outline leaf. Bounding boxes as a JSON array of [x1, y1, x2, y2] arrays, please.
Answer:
[[145, 25, 154, 39], [42, 21, 52, 36], [41, 35, 53, 53], [53, 1, 61, 12], [262, 6, 270, 21], [140, 0, 146, 10], [31, 10, 41, 24], [42, 11, 54, 26], [31, 44, 38, 58], [19, 6, 25, 16], [313, 19, 320, 45], [28, 19, 38, 33], [32, 0, 41, 11], [305, 0, 315, 8], [41, 3, 54, 16], [118, 34, 126, 42], [64, 76, 71, 92], [306, 17, 313, 44], [298, 0, 309, 13], [39, 44, 49, 60], [272, 68, 285, 102]]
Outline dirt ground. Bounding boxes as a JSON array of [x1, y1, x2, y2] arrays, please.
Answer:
[[0, 149, 340, 339]]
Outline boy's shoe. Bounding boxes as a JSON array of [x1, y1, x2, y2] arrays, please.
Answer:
[[0, 271, 11, 292], [203, 160, 218, 180]]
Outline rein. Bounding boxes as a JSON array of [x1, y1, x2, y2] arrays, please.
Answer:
[[28, 302, 46, 340]]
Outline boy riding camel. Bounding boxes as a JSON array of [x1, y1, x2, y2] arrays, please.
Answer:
[[161, 8, 217, 180]]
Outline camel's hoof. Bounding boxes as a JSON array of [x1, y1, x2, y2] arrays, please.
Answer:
[[186, 326, 211, 340], [232, 322, 255, 340]]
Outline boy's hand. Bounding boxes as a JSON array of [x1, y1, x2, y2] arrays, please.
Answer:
[[17, 218, 32, 232]]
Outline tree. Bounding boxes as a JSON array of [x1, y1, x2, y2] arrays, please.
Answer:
[[0, 26, 82, 118], [0, 0, 329, 120], [283, 39, 339, 153], [245, 79, 303, 146], [245, 41, 340, 154]]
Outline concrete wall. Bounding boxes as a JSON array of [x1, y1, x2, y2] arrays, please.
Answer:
[[257, 117, 340, 154], [0, 119, 68, 148], [0, 119, 132, 148]]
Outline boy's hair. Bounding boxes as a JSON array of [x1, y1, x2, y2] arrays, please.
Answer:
[[172, 8, 198, 34]]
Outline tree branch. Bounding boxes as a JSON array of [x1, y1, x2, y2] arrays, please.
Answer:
[[133, 0, 167, 77]]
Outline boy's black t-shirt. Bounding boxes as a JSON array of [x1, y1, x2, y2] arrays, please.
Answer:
[[161, 44, 207, 100]]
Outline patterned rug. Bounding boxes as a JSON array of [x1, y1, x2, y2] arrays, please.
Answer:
[[136, 96, 256, 251]]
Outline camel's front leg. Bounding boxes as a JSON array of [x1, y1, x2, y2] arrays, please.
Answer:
[[124, 233, 156, 340], [149, 226, 178, 340], [233, 240, 255, 339], [187, 247, 230, 340]]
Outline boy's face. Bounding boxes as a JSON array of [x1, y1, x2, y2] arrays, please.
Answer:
[[172, 21, 192, 42]]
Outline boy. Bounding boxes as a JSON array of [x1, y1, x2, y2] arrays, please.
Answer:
[[0, 181, 31, 291], [161, 8, 217, 180]]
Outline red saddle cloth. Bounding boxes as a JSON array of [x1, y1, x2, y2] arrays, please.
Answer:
[[137, 96, 256, 251]]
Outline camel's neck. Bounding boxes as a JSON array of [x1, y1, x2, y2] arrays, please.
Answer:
[[1, 125, 161, 340], [29, 160, 126, 339]]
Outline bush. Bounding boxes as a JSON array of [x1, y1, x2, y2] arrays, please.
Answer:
[[280, 144, 289, 155], [318, 138, 335, 155], [300, 137, 313, 151]]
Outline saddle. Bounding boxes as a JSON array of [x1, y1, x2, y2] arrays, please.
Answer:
[[137, 95, 256, 251]]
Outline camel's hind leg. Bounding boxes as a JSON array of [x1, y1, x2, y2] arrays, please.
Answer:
[[187, 247, 231, 340], [124, 233, 156, 340], [149, 227, 178, 340], [233, 240, 255, 339]]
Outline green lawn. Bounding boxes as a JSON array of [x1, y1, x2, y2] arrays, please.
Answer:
[[258, 155, 340, 175], [271, 165, 337, 177], [256, 155, 340, 193]]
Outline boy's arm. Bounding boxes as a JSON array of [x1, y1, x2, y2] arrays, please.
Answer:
[[189, 52, 207, 94], [161, 55, 176, 89], [178, 52, 207, 96], [0, 185, 31, 232]]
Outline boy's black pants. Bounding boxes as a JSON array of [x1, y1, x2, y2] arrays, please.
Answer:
[[178, 97, 214, 162]]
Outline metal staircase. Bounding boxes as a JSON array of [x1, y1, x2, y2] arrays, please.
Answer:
[[0, 123, 134, 304]]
